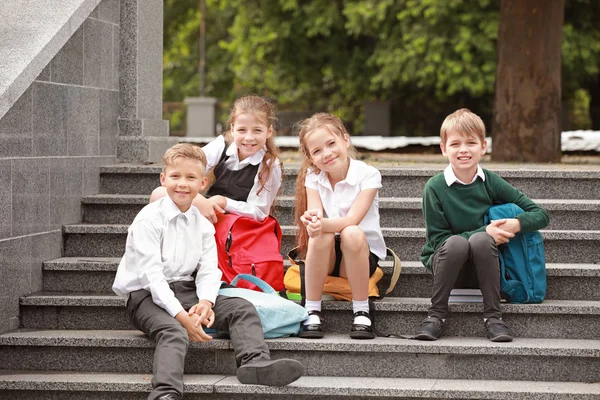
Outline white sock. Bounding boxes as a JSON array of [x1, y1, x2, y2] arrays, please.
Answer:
[[304, 300, 322, 325], [352, 299, 371, 326]]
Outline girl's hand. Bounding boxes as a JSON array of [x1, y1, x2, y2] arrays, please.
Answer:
[[306, 215, 322, 238], [195, 196, 219, 223]]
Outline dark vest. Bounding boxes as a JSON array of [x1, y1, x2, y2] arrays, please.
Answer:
[[206, 146, 260, 201]]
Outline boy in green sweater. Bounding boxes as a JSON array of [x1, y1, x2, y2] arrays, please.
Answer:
[[415, 108, 549, 342]]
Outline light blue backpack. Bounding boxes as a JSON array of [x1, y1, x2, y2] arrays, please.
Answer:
[[484, 203, 547, 304], [218, 274, 308, 338]]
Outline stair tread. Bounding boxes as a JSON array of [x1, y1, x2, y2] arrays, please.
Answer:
[[1, 370, 599, 396], [43, 257, 600, 276], [83, 193, 600, 210], [18, 293, 600, 315], [1, 330, 599, 357], [63, 223, 600, 238]]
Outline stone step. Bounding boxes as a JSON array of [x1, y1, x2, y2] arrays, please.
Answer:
[[99, 164, 600, 200], [1, 330, 599, 383], [1, 372, 599, 400], [42, 257, 600, 302], [82, 194, 600, 230], [18, 294, 600, 340], [62, 224, 600, 264]]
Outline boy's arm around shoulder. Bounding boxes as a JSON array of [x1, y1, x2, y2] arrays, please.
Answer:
[[488, 172, 550, 232], [194, 217, 222, 305], [126, 217, 185, 317]]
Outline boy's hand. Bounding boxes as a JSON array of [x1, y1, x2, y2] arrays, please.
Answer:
[[175, 311, 213, 342], [497, 218, 521, 234], [196, 196, 220, 223], [486, 220, 515, 245], [189, 300, 215, 328]]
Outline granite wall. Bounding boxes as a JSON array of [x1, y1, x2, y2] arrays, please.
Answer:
[[0, 0, 120, 333]]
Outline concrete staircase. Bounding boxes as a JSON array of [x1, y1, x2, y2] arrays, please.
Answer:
[[1, 163, 600, 399]]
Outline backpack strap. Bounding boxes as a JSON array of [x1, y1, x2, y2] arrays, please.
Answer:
[[375, 247, 402, 300]]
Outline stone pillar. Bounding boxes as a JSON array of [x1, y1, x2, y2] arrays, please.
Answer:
[[117, 0, 176, 162], [185, 96, 217, 137], [364, 100, 392, 136]]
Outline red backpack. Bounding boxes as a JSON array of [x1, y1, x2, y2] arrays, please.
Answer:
[[214, 213, 285, 291]]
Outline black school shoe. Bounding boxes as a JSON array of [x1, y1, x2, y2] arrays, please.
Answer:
[[485, 318, 514, 342], [237, 358, 304, 386], [350, 311, 376, 340], [298, 310, 324, 339], [414, 316, 443, 341]]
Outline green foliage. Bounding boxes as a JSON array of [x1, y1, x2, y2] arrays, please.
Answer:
[[163, 0, 600, 134]]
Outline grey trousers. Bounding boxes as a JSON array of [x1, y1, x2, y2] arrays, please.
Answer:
[[428, 232, 502, 320], [127, 280, 270, 400]]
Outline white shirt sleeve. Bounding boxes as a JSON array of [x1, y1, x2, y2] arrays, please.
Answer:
[[304, 169, 318, 190], [360, 166, 382, 191], [202, 135, 227, 169], [194, 219, 222, 304], [224, 158, 282, 221], [127, 218, 184, 317]]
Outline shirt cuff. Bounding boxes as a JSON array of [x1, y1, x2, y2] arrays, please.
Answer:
[[164, 298, 185, 318], [197, 286, 220, 306]]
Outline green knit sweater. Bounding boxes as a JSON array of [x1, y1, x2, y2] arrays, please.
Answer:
[[420, 169, 550, 270]]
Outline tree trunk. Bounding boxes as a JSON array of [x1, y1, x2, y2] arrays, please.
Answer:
[[492, 0, 564, 162]]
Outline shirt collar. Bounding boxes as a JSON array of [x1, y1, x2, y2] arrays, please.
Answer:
[[162, 195, 193, 224], [315, 157, 357, 187], [444, 164, 485, 186], [226, 142, 266, 166]]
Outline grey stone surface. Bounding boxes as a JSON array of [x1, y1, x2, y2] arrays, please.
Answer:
[[0, 86, 33, 157], [137, 0, 163, 120], [83, 18, 114, 89], [0, 160, 11, 239], [118, 0, 137, 119], [92, 0, 120, 25], [49, 158, 84, 230], [32, 82, 67, 156], [99, 90, 119, 155], [0, 0, 101, 119], [35, 64, 51, 82], [66, 86, 100, 156], [83, 156, 116, 196], [117, 136, 177, 163], [112, 25, 119, 90], [99, 170, 160, 195], [50, 25, 84, 85], [11, 159, 50, 236]]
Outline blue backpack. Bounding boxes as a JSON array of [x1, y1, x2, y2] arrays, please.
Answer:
[[484, 203, 546, 303]]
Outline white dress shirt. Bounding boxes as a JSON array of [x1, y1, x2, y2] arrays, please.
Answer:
[[305, 158, 387, 259], [202, 135, 282, 221], [112, 196, 222, 317], [443, 164, 486, 186]]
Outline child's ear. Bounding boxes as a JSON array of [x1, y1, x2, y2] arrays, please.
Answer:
[[267, 125, 274, 138], [440, 142, 447, 157], [481, 139, 488, 155], [198, 176, 209, 191], [160, 173, 166, 186]]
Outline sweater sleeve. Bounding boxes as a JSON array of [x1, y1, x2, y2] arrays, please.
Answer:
[[423, 181, 454, 252], [490, 173, 550, 232]]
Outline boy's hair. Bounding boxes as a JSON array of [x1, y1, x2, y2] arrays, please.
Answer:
[[162, 143, 207, 176], [440, 108, 486, 144], [293, 113, 358, 256], [223, 95, 281, 196]]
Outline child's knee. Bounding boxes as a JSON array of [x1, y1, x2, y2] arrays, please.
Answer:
[[469, 231, 495, 253], [339, 226, 367, 252], [442, 235, 470, 256], [307, 232, 335, 251]]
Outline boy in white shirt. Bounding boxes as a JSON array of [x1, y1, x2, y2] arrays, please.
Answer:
[[112, 144, 303, 400]]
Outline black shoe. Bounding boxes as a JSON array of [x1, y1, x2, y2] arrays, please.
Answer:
[[414, 316, 443, 341], [157, 394, 181, 400], [485, 318, 514, 342], [298, 310, 324, 339], [237, 358, 304, 386], [349, 311, 375, 340]]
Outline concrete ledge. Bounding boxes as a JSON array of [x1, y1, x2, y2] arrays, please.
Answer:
[[0, 0, 102, 119]]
